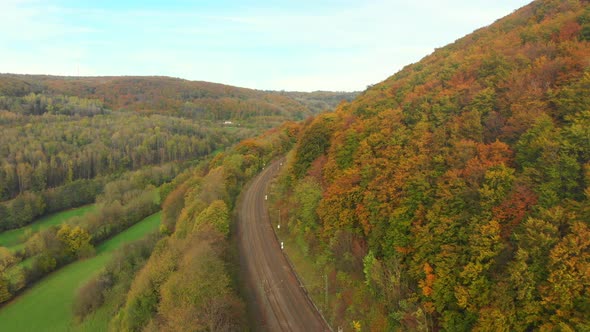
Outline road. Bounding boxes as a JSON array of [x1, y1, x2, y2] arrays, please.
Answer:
[[237, 159, 329, 331]]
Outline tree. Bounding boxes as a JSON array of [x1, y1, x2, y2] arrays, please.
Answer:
[[32, 252, 57, 275], [293, 115, 335, 178], [57, 225, 94, 259], [516, 115, 584, 206], [479, 164, 515, 212], [157, 229, 243, 331], [292, 177, 323, 243], [0, 275, 11, 303], [16, 162, 33, 193], [161, 182, 188, 234], [195, 200, 230, 237], [0, 247, 16, 271], [456, 220, 503, 313], [541, 221, 590, 329]]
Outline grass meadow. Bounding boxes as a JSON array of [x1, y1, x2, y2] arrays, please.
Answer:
[[0, 212, 161, 332], [0, 205, 95, 252]]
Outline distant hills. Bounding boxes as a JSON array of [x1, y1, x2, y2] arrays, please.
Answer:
[[0, 74, 358, 123]]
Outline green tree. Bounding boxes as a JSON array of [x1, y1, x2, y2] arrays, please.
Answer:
[[456, 220, 503, 312], [293, 115, 334, 178]]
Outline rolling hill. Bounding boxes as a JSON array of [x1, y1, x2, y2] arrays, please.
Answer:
[[0, 74, 357, 121]]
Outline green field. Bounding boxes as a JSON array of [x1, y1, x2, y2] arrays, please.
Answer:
[[0, 205, 95, 251], [0, 212, 162, 332]]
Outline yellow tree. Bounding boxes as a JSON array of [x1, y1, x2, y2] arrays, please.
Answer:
[[541, 221, 590, 330], [0, 247, 16, 303], [57, 225, 94, 259]]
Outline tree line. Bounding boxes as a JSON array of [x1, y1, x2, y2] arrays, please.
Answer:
[[0, 165, 167, 305], [0, 93, 105, 117], [0, 162, 180, 232], [0, 108, 241, 202]]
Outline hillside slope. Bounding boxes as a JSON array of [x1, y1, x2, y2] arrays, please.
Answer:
[[281, 0, 590, 330]]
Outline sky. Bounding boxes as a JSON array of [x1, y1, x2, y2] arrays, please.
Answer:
[[0, 0, 532, 92]]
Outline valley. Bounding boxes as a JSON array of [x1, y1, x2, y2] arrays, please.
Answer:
[[0, 0, 589, 331], [0, 212, 161, 331]]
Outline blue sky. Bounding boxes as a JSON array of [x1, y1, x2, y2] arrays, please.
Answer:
[[0, 0, 531, 91]]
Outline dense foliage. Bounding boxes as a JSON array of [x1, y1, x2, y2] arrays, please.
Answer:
[[0, 161, 179, 233], [273, 90, 360, 115], [0, 76, 353, 232], [73, 232, 161, 321], [0, 166, 165, 306], [277, 1, 590, 330], [109, 122, 299, 331], [0, 89, 254, 235], [0, 109, 234, 201], [0, 75, 356, 125]]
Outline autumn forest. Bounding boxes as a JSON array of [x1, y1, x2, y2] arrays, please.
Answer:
[[1, 0, 589, 331], [278, 1, 590, 330]]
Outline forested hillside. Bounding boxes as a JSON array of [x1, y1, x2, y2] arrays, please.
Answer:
[[277, 0, 590, 330], [0, 75, 356, 123]]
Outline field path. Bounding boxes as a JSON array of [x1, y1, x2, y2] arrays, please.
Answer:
[[237, 160, 329, 331]]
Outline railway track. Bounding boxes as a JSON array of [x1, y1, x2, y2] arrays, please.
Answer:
[[237, 160, 329, 331]]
